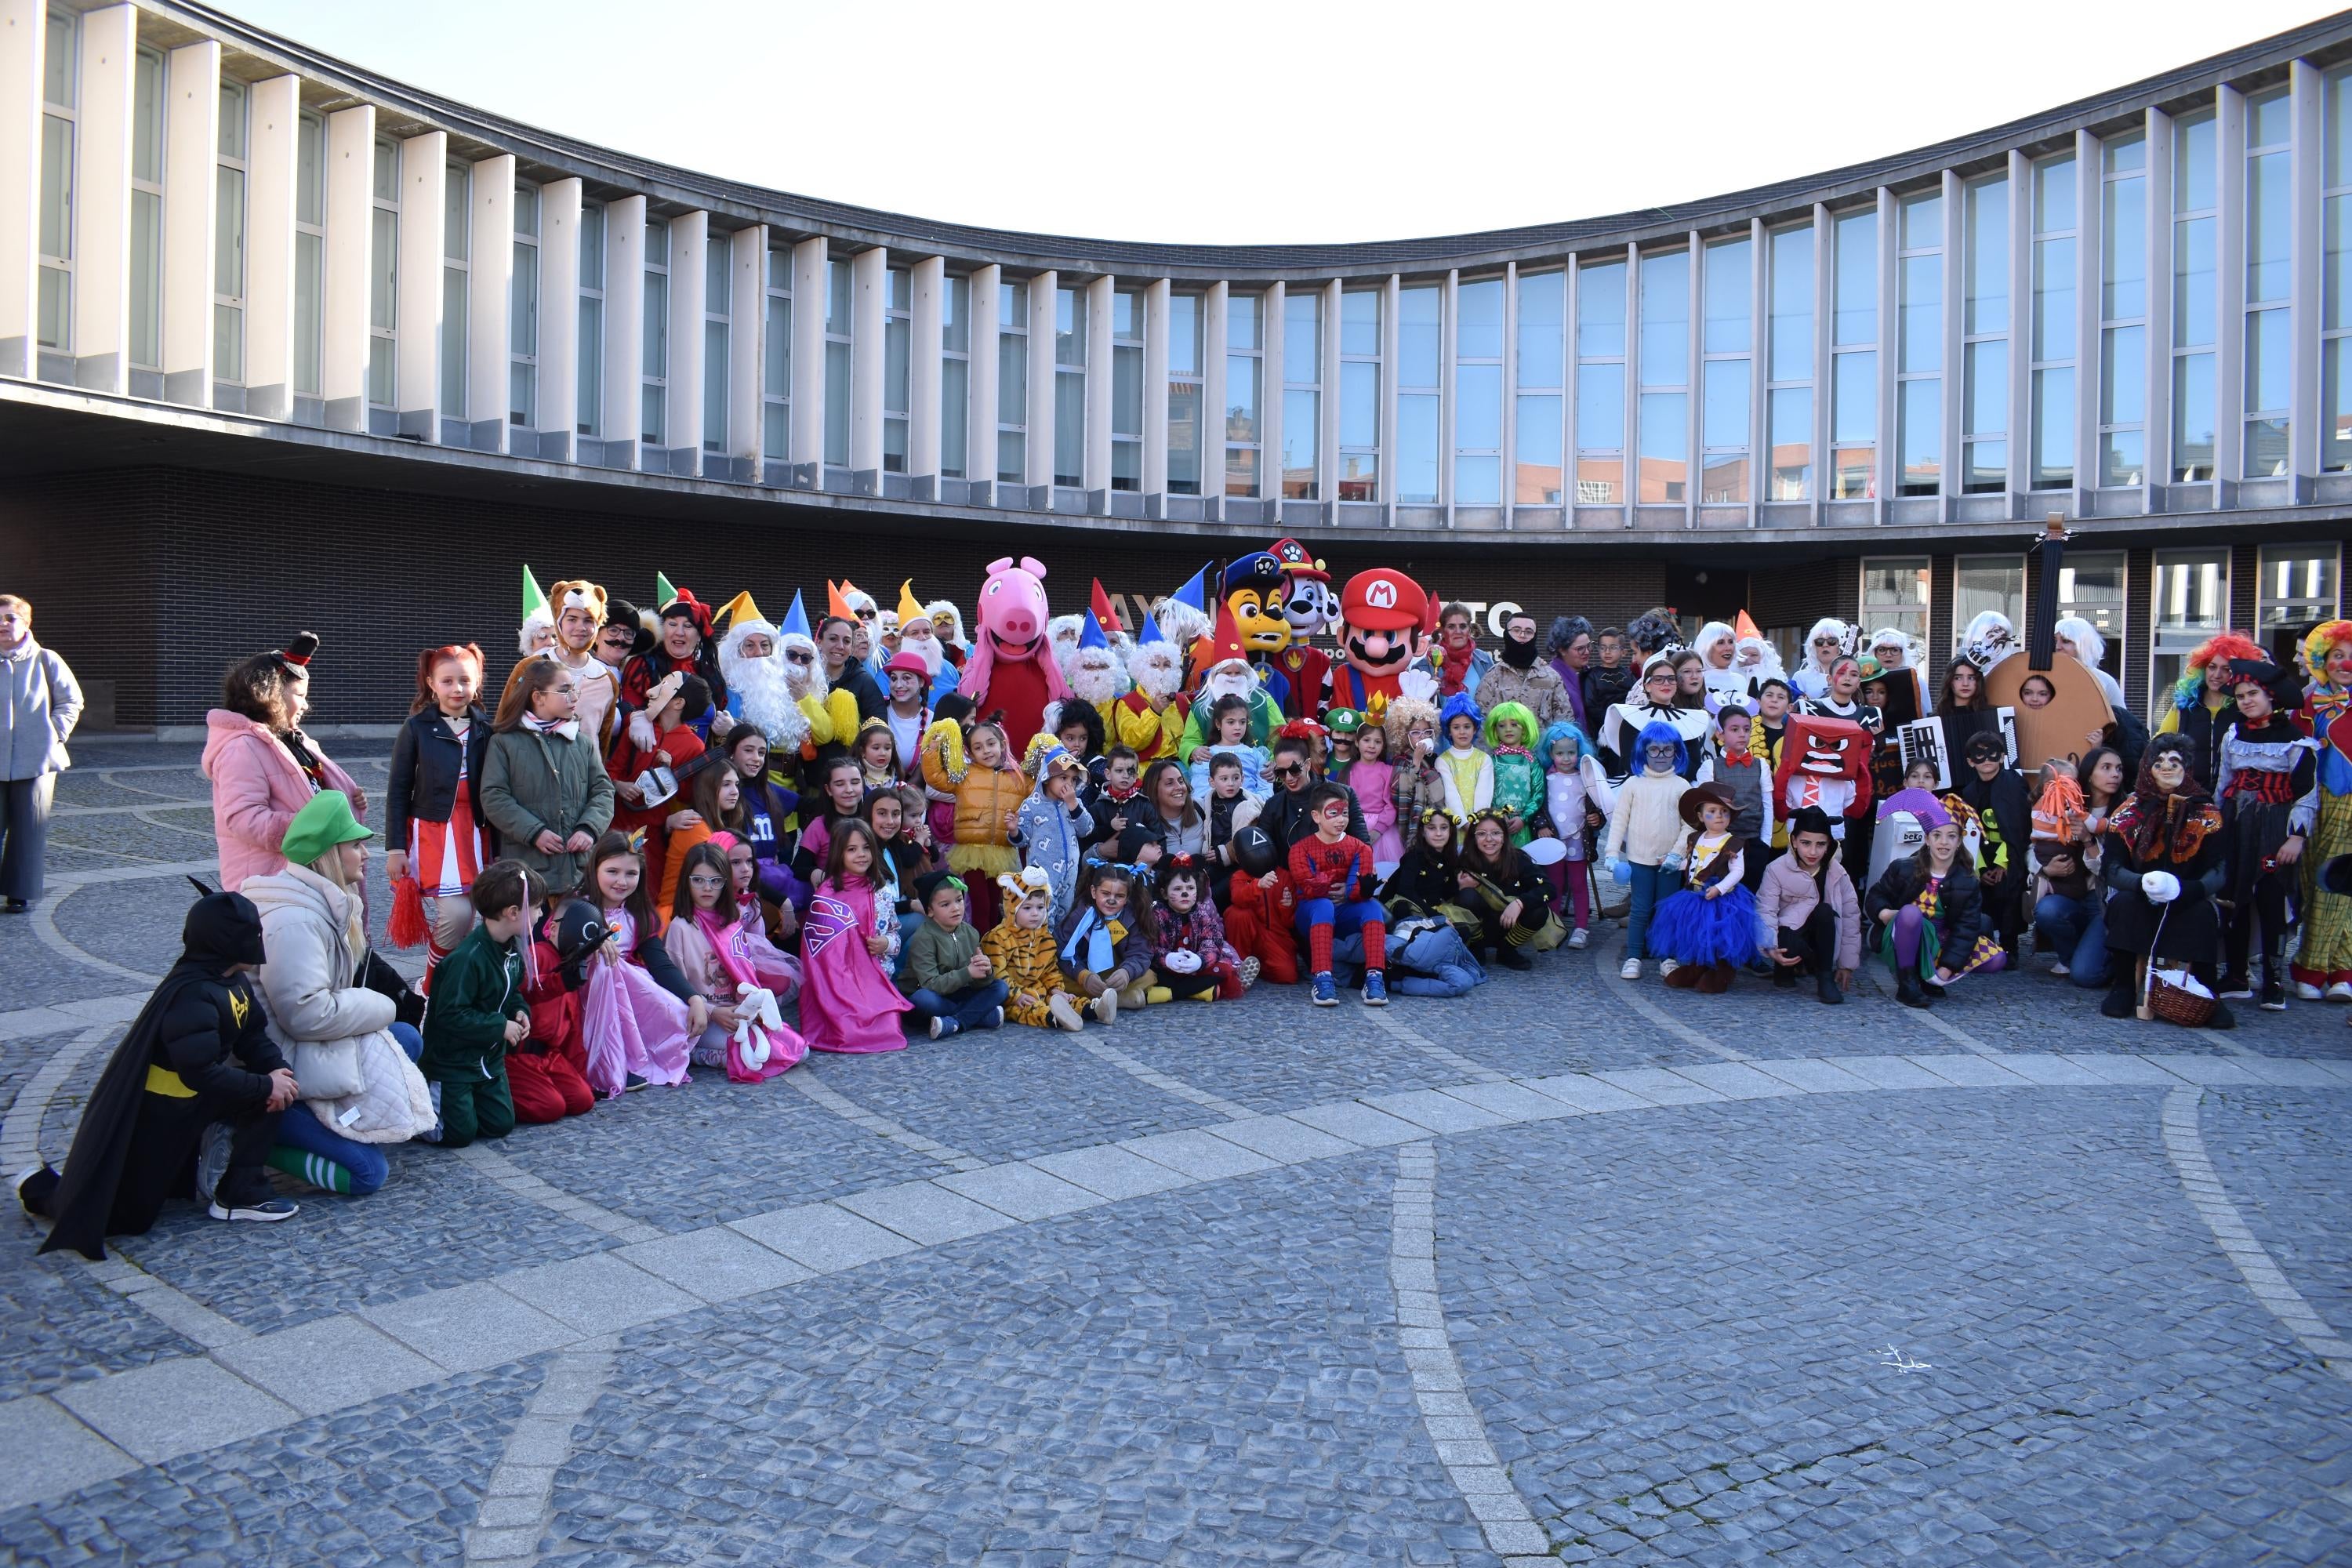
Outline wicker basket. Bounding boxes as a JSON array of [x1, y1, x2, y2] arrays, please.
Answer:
[[2144, 966, 2217, 1028]]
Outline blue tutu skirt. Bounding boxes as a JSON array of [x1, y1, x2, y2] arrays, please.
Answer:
[[1648, 884, 1759, 967]]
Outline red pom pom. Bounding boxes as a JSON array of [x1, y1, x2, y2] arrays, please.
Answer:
[[388, 873, 428, 949]]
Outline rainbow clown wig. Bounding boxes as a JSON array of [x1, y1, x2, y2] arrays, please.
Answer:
[[2172, 633, 2265, 708], [2304, 619, 2352, 688]]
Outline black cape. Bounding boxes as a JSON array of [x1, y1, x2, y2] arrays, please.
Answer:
[[33, 893, 274, 1260]]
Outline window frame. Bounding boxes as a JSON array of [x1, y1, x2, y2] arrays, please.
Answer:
[[702, 228, 731, 456], [508, 181, 539, 430], [1338, 286, 1381, 503], [2243, 86, 2293, 479], [1280, 284, 1321, 501], [438, 156, 468, 421], [35, 5, 77, 356], [1766, 223, 1815, 501], [1167, 289, 1203, 495], [760, 247, 789, 462], [996, 277, 1028, 485], [293, 109, 326, 400], [367, 137, 399, 412], [575, 202, 604, 438], [1110, 284, 1142, 492], [1224, 289, 1263, 499], [2097, 133, 2148, 488], [640, 215, 668, 450], [128, 44, 164, 372], [214, 79, 251, 388], [1895, 189, 1942, 497], [1697, 240, 1751, 505]]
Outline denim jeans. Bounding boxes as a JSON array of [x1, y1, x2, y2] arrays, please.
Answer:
[[1624, 862, 1675, 960], [2032, 893, 2111, 987], [906, 978, 1009, 1033], [271, 1022, 426, 1196]]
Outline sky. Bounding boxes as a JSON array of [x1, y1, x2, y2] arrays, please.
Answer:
[[212, 0, 2336, 246]]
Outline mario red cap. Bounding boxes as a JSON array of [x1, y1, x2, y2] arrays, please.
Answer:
[[1269, 538, 1329, 582], [1339, 569, 1428, 633]]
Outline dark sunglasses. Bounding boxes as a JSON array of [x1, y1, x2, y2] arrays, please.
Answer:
[[786, 650, 815, 664]]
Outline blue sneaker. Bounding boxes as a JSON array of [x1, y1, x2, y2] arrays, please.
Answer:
[[1363, 971, 1388, 1006], [1311, 971, 1338, 1006]]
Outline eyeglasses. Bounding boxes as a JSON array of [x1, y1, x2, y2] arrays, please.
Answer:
[[786, 650, 815, 664], [1274, 764, 1305, 779], [855, 607, 877, 620], [687, 874, 728, 890]]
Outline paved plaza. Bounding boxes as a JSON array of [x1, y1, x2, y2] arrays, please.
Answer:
[[1, 739, 2348, 1566]]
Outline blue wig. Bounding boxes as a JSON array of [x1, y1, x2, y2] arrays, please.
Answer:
[[1633, 719, 1689, 775], [1537, 719, 1594, 767], [1439, 691, 1484, 736]]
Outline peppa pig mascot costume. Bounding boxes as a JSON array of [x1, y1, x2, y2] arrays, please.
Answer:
[[960, 556, 1071, 752]]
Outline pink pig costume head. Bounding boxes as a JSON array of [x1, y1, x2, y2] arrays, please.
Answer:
[[960, 556, 1070, 702]]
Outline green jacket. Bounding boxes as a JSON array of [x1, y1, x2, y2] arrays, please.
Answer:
[[479, 724, 615, 897], [899, 917, 984, 998], [418, 923, 524, 1081]]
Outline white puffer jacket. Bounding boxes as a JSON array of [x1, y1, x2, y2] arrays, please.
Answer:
[[242, 863, 435, 1145]]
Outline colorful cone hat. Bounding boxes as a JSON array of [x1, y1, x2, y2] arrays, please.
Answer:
[[1089, 579, 1122, 637], [1169, 563, 1211, 612], [826, 579, 858, 624], [781, 591, 812, 641], [1206, 604, 1247, 666], [1138, 606, 1167, 644], [717, 590, 765, 632], [1077, 612, 1109, 650], [655, 569, 679, 608], [522, 565, 549, 622], [1734, 609, 1762, 641], [897, 579, 926, 626]]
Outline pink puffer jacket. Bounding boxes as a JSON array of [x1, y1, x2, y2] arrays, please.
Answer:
[[201, 710, 364, 890]]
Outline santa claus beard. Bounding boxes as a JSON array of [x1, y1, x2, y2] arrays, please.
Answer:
[[895, 626, 945, 678], [1128, 644, 1181, 704], [732, 655, 810, 753], [1069, 650, 1122, 706], [1201, 661, 1256, 703]]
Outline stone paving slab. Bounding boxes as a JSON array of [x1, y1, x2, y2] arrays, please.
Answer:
[[207, 1313, 442, 1417], [616, 1225, 816, 1301], [493, 1250, 702, 1334], [835, 1178, 1021, 1245], [0, 1396, 137, 1513], [1206, 1111, 1369, 1163], [52, 1355, 297, 1464], [1591, 1066, 1725, 1105], [1519, 1072, 1655, 1112], [1362, 1087, 1515, 1133], [1751, 1055, 1875, 1094], [1026, 1142, 1200, 1199], [1994, 1051, 2111, 1087], [1120, 1126, 1282, 1180], [359, 1280, 575, 1372], [935, 1160, 1109, 1221], [1667, 1060, 1805, 1100], [1283, 1098, 1435, 1147], [1905, 1052, 2033, 1087], [1436, 1080, 1587, 1122], [727, 1200, 920, 1272], [2061, 1052, 2194, 1086]]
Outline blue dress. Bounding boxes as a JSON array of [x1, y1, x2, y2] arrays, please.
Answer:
[[1647, 834, 1759, 966]]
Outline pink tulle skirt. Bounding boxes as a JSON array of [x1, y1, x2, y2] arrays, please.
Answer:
[[581, 957, 694, 1095]]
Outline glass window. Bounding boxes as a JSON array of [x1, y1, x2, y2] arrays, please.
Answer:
[[1955, 555, 2025, 642], [294, 111, 325, 397], [2256, 545, 2342, 641], [368, 140, 399, 410], [1700, 239, 1751, 504], [2031, 157, 2078, 488], [1832, 209, 1876, 347], [128, 47, 163, 372], [1860, 557, 1931, 646], [1639, 391, 1686, 503], [1766, 226, 1814, 499], [997, 278, 1027, 485], [822, 256, 851, 468], [1897, 191, 1942, 496], [762, 249, 789, 462], [1518, 270, 1564, 387], [1638, 251, 1688, 387], [214, 84, 250, 387], [1281, 287, 1319, 501], [641, 222, 666, 449], [2244, 93, 2290, 479], [1399, 283, 1441, 504], [1168, 291, 1202, 494], [1053, 283, 1083, 488], [1340, 289, 1380, 502], [1575, 260, 1627, 504], [1225, 292, 1261, 497], [1517, 270, 1565, 505], [2056, 549, 2128, 675], [2097, 136, 2147, 488], [2327, 72, 2352, 472], [2173, 110, 2217, 481], [2151, 548, 2230, 715], [1110, 285, 1142, 493], [36, 8, 71, 350], [1455, 278, 1504, 504], [1769, 385, 1812, 501], [510, 218, 538, 429], [1831, 210, 1876, 495], [576, 205, 604, 438]]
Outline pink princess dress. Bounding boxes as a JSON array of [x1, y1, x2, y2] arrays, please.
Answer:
[[797, 874, 912, 1053], [681, 906, 806, 1082], [580, 907, 695, 1095], [1352, 758, 1401, 865]]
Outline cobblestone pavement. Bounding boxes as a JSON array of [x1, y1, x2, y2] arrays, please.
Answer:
[[1, 740, 2347, 1563]]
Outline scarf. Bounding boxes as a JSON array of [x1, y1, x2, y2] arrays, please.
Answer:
[[278, 726, 326, 787], [521, 713, 581, 740], [1058, 908, 1125, 973], [2109, 762, 2221, 865], [1499, 633, 1538, 671]]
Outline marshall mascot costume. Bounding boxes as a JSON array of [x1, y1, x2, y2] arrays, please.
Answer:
[[1268, 537, 1337, 721]]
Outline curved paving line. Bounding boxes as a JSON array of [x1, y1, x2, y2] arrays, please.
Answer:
[[28, 884, 165, 986], [463, 1337, 619, 1566], [1599, 929, 1751, 1062], [1389, 1142, 1551, 1563], [2161, 1087, 2352, 1384], [1067, 1035, 1256, 1120], [1369, 1011, 1506, 1083], [6, 1051, 2347, 1520], [785, 1065, 986, 1171], [1849, 960, 2002, 1057], [0, 1022, 118, 1173]]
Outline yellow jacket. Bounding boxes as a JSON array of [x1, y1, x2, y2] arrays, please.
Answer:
[[1105, 691, 1182, 763], [919, 721, 1025, 846]]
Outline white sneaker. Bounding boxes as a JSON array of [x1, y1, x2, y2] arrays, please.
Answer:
[[1620, 957, 1642, 980], [1658, 958, 1682, 979], [2296, 981, 2325, 1001], [2048, 961, 2070, 977], [1567, 927, 1589, 950], [2329, 982, 2352, 1004], [1047, 993, 1085, 1033]]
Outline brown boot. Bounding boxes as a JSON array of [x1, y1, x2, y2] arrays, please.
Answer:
[[1693, 960, 1734, 994], [1662, 962, 1700, 989]]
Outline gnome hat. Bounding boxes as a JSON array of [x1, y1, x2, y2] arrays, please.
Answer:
[[1077, 614, 1109, 651], [826, 579, 859, 625], [520, 564, 554, 654], [781, 590, 812, 641], [1137, 606, 1168, 645], [897, 579, 927, 626], [717, 591, 776, 659], [1204, 604, 1250, 668], [1170, 563, 1211, 612]]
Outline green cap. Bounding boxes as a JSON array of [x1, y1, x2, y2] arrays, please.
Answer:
[[1326, 708, 1364, 735], [281, 789, 373, 869]]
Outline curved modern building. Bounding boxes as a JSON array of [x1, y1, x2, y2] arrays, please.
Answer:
[[3, 0, 2348, 724]]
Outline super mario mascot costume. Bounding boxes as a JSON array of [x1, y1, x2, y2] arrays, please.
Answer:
[[958, 556, 1072, 753], [1330, 568, 1441, 725]]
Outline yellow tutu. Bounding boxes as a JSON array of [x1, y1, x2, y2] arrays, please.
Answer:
[[948, 842, 1018, 880]]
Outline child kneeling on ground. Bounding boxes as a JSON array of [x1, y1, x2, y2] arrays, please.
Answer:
[[983, 866, 1087, 1032], [900, 870, 1010, 1040], [418, 859, 539, 1147]]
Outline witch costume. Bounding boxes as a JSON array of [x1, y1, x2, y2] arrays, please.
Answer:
[[2098, 734, 2230, 1025]]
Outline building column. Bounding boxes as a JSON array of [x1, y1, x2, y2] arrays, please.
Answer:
[[0, 0, 40, 377], [664, 207, 706, 477], [1203, 281, 1228, 521], [2145, 107, 2174, 511], [789, 234, 824, 483], [2214, 84, 2247, 496], [1085, 273, 1112, 503], [909, 252, 942, 485], [848, 241, 884, 484], [70, 2, 133, 394], [1319, 277, 1341, 514], [394, 130, 446, 440], [1142, 276, 1169, 509], [2290, 58, 2324, 492], [2003, 153, 2030, 510], [967, 261, 1000, 498], [1874, 187, 1897, 521], [600, 192, 644, 468], [1025, 267, 1054, 492], [319, 103, 373, 431], [1263, 278, 1285, 514], [1380, 272, 1400, 528], [158, 39, 220, 407], [241, 73, 297, 419], [728, 222, 765, 481], [535, 176, 580, 461], [463, 153, 512, 453]]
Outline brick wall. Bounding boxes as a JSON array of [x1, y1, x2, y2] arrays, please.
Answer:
[[1, 468, 1708, 725]]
